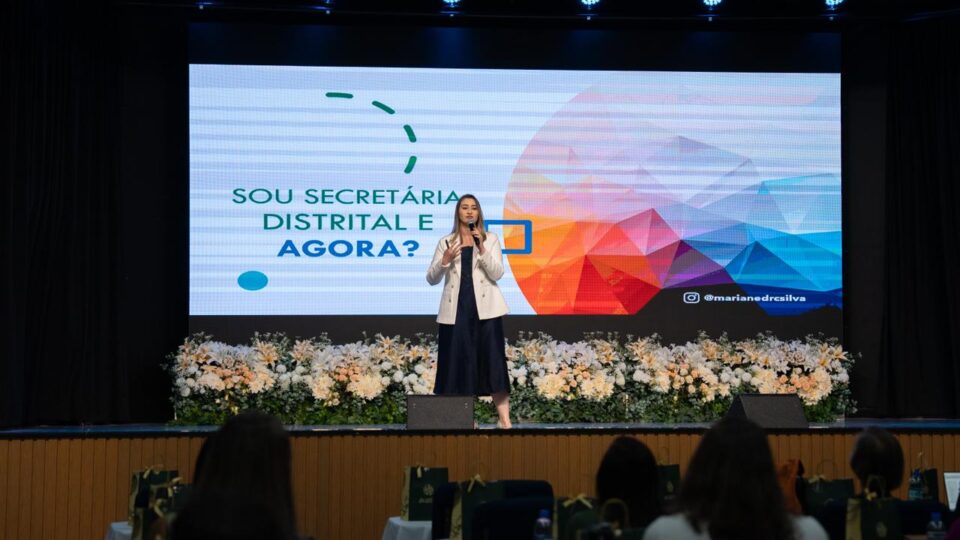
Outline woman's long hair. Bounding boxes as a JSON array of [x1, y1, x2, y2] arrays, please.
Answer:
[[449, 194, 487, 242], [193, 411, 296, 539], [595, 436, 662, 528], [677, 416, 795, 540]]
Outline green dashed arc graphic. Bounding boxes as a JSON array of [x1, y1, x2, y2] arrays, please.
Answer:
[[325, 92, 418, 174], [235, 91, 419, 292]]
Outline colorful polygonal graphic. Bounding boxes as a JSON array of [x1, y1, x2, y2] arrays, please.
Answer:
[[503, 91, 841, 316]]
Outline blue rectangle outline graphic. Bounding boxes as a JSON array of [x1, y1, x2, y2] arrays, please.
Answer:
[[485, 219, 532, 254]]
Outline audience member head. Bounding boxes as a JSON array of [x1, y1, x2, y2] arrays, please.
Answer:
[[677, 416, 795, 540], [849, 427, 904, 495], [595, 436, 661, 527], [193, 410, 295, 538], [170, 491, 289, 540]]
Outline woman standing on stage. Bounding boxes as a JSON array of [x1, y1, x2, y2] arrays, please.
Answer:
[[426, 194, 512, 428]]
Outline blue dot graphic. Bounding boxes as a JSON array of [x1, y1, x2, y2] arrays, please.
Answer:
[[238, 271, 268, 291]]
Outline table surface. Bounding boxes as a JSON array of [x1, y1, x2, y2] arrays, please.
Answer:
[[105, 521, 132, 540], [381, 516, 433, 540]]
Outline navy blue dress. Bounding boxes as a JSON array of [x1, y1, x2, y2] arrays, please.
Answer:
[[434, 247, 510, 396]]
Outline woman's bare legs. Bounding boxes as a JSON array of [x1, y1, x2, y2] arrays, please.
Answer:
[[492, 392, 512, 429]]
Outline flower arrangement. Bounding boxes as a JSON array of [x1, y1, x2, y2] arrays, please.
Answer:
[[168, 331, 856, 425]]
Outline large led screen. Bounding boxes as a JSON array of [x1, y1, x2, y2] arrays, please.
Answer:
[[190, 65, 841, 317]]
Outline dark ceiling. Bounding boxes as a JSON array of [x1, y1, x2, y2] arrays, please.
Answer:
[[119, 0, 960, 22]]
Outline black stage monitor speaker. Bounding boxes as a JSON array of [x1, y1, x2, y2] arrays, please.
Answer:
[[406, 395, 475, 430], [725, 393, 809, 429]]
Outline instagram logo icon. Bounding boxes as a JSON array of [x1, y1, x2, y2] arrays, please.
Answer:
[[683, 292, 701, 304]]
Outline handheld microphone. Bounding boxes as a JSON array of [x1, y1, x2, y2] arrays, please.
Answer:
[[468, 221, 480, 247]]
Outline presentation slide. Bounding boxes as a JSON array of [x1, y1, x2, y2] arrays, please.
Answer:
[[189, 65, 841, 318]]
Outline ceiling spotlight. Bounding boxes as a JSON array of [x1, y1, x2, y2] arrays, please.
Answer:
[[825, 0, 844, 7], [580, 0, 601, 7], [703, 0, 722, 6], [442, 0, 461, 6]]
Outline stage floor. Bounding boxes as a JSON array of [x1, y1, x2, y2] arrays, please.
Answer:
[[3, 417, 960, 437]]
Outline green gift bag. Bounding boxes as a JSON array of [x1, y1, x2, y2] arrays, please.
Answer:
[[844, 495, 902, 540], [911, 452, 940, 500], [400, 466, 449, 521], [802, 475, 855, 514], [449, 476, 505, 540], [132, 475, 182, 540], [656, 465, 681, 506], [921, 469, 939, 500], [129, 467, 179, 519], [553, 495, 597, 540], [129, 467, 179, 540]]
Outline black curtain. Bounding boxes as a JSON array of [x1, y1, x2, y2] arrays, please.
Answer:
[[2, 1, 130, 426], [878, 16, 960, 416]]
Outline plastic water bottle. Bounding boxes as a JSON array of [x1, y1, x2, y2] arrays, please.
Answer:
[[926, 512, 946, 539], [908, 469, 925, 500], [533, 508, 551, 540]]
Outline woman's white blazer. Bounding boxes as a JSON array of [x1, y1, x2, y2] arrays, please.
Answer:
[[425, 232, 510, 324]]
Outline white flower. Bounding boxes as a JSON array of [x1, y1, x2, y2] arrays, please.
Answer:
[[393, 371, 404, 383], [197, 372, 225, 391], [349, 374, 386, 400], [179, 387, 190, 397], [276, 364, 287, 374]]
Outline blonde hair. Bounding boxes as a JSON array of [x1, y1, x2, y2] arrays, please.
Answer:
[[449, 194, 487, 242]]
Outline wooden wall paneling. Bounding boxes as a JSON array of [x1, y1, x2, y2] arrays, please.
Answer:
[[30, 439, 47, 540], [929, 433, 944, 500], [175, 437, 190, 483], [547, 434, 561, 491], [356, 435, 374, 540], [328, 435, 343, 539], [291, 437, 307, 535], [164, 437, 180, 482], [378, 435, 393, 537], [668, 432, 681, 475], [78, 440, 95, 540], [91, 439, 106, 540], [510, 433, 521, 482], [52, 439, 70, 540], [467, 433, 482, 479], [493, 434, 510, 483], [107, 439, 124, 524], [18, 440, 34, 539], [187, 437, 204, 482], [316, 436, 331, 540], [1, 431, 958, 540], [41, 439, 58, 540], [2, 440, 16, 538], [312, 436, 326, 538], [809, 431, 824, 478], [577, 434, 594, 497]]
